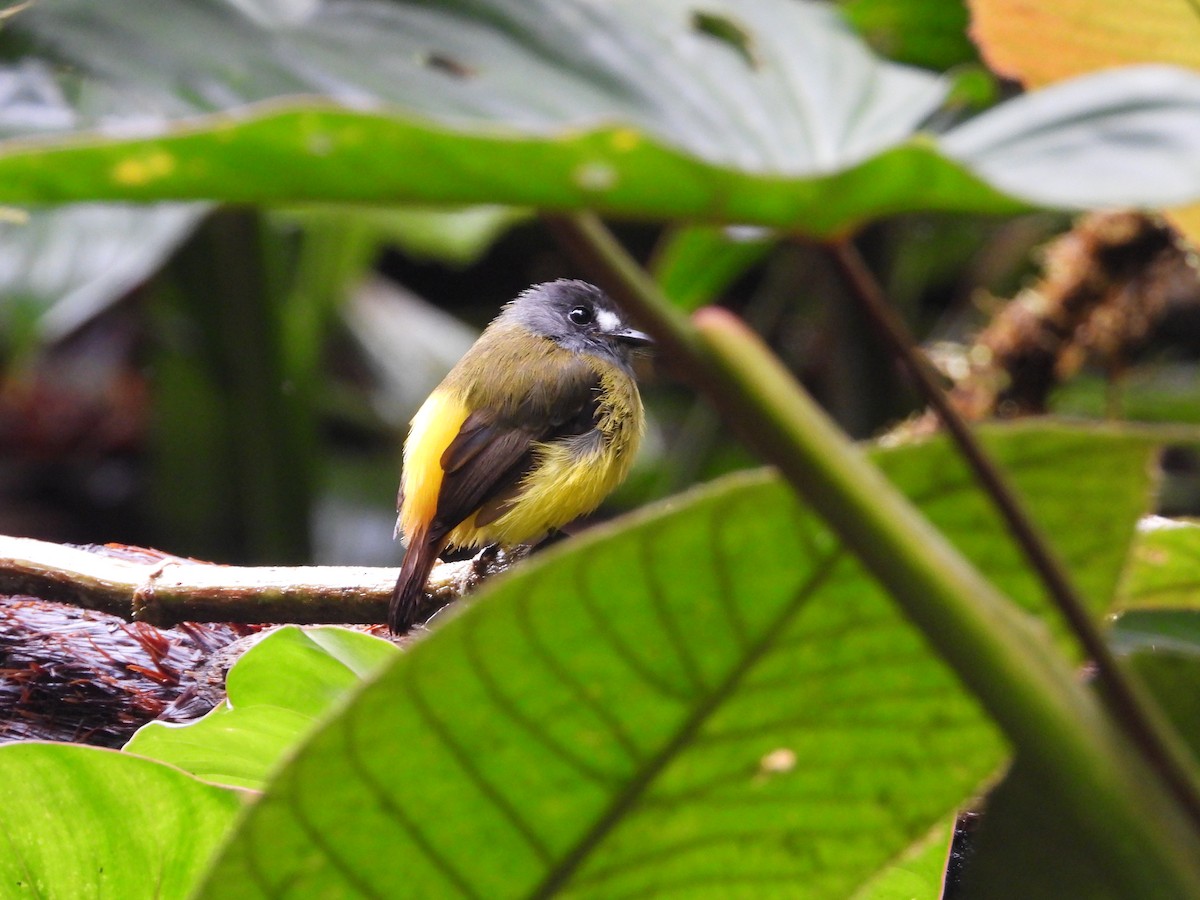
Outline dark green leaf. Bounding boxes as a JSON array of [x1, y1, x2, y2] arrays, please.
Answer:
[[1111, 609, 1200, 655], [1112, 608, 1200, 760], [963, 607, 1200, 899], [957, 757, 1136, 900]]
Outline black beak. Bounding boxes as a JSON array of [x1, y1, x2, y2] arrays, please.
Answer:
[[613, 327, 653, 347]]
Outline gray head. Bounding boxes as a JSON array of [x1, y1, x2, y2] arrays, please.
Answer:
[[500, 279, 651, 367]]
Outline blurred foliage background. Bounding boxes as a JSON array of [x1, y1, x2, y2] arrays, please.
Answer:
[[0, 0, 1197, 570]]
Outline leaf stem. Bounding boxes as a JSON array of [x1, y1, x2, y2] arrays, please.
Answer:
[[826, 235, 1200, 834]]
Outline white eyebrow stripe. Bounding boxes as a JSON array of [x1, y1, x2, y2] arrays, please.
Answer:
[[596, 309, 621, 333]]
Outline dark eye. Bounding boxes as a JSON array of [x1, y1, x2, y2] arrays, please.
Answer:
[[568, 305, 594, 326]]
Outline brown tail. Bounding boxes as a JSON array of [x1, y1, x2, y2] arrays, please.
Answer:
[[389, 533, 447, 634]]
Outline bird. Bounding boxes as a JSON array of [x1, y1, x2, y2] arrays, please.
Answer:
[[389, 279, 650, 633]]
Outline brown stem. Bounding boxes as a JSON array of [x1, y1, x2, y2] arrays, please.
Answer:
[[826, 235, 1200, 831]]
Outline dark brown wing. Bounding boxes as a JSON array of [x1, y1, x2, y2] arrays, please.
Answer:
[[429, 358, 602, 540]]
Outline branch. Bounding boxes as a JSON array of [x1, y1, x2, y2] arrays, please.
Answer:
[[0, 536, 518, 628]]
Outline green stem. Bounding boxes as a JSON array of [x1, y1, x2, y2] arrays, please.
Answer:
[[826, 236, 1200, 834], [545, 211, 1200, 895]]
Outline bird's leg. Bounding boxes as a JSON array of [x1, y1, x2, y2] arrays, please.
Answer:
[[537, 528, 571, 550], [471, 542, 504, 576]]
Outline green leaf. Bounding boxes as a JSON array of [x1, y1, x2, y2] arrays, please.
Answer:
[[652, 225, 776, 310], [1128, 649, 1200, 762], [880, 424, 1152, 628], [1111, 609, 1200, 654], [841, 0, 978, 71], [0, 742, 244, 899], [0, 112, 1026, 234], [1111, 609, 1200, 759], [124, 625, 398, 789], [194, 425, 1154, 898], [279, 204, 529, 268], [346, 205, 528, 267], [1118, 520, 1200, 611], [1, 3, 1198, 229], [854, 816, 955, 900], [1052, 365, 1200, 425]]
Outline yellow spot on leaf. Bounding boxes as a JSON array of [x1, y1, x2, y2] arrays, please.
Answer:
[[112, 151, 177, 186], [609, 128, 640, 152]]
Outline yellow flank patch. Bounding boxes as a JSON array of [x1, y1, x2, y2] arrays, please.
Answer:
[[398, 389, 470, 542]]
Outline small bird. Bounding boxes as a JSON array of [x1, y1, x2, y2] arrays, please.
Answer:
[[390, 279, 650, 633]]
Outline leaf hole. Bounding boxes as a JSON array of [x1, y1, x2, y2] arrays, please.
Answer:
[[690, 10, 759, 69], [419, 52, 476, 79]]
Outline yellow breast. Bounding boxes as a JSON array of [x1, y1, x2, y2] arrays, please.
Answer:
[[449, 364, 643, 548]]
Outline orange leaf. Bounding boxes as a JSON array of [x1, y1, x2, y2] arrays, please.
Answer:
[[968, 0, 1200, 87]]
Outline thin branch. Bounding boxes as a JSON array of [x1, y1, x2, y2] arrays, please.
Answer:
[[0, 536, 514, 628], [826, 236, 1200, 832]]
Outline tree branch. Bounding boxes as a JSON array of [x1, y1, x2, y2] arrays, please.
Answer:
[[0, 536, 517, 628]]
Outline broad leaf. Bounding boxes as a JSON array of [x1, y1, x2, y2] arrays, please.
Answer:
[[194, 425, 1156, 898], [0, 743, 244, 900], [0, 2, 1198, 229], [939, 65, 1200, 209], [125, 625, 398, 789], [855, 816, 955, 900], [1113, 609, 1200, 760]]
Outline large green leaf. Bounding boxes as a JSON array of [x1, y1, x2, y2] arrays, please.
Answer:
[[0, 1, 1197, 230], [193, 425, 1156, 898], [8, 0, 947, 164], [124, 626, 398, 789], [0, 743, 244, 900]]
